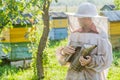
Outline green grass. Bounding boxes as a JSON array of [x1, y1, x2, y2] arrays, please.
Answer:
[[108, 51, 120, 80], [108, 65, 120, 80], [0, 65, 35, 80], [44, 39, 68, 80], [0, 39, 120, 80]]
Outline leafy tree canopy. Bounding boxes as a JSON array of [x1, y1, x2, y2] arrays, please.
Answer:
[[114, 0, 120, 10], [0, 0, 45, 28]]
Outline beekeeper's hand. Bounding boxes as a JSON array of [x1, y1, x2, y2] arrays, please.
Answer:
[[79, 56, 92, 66], [61, 46, 75, 55]]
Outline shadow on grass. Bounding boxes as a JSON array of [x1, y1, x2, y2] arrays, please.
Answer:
[[48, 39, 66, 47], [0, 64, 19, 77], [113, 50, 120, 58], [113, 50, 120, 66]]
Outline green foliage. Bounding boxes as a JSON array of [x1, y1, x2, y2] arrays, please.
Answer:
[[0, 0, 55, 79], [0, 0, 44, 28], [0, 0, 26, 27], [114, 0, 120, 10], [2, 46, 11, 54], [112, 50, 120, 66], [0, 59, 2, 65]]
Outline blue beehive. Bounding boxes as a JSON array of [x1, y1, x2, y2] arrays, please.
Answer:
[[49, 12, 68, 40], [49, 28, 68, 40]]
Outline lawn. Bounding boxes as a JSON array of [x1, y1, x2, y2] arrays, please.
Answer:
[[0, 39, 120, 80]]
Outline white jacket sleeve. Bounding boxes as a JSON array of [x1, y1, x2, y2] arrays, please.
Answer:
[[86, 38, 113, 72], [56, 47, 68, 65]]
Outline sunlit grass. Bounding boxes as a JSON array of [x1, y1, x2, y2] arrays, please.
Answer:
[[0, 65, 34, 80], [108, 65, 120, 80]]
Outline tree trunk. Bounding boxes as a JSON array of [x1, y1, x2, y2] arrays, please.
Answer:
[[36, 1, 50, 80]]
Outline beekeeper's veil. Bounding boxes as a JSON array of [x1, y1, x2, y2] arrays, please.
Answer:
[[68, 2, 109, 38]]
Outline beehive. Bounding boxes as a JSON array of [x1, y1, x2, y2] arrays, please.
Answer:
[[49, 12, 68, 28], [49, 12, 68, 40], [49, 28, 68, 40], [0, 13, 37, 60], [0, 27, 33, 43], [0, 42, 32, 61], [100, 5, 115, 11], [101, 11, 120, 48]]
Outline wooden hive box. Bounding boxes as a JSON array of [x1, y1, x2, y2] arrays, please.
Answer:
[[0, 27, 34, 61], [0, 42, 32, 61], [0, 13, 37, 61], [0, 27, 33, 43], [101, 11, 120, 49], [49, 12, 68, 28], [49, 28, 68, 40]]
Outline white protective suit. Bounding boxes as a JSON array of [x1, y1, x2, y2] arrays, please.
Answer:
[[56, 2, 113, 80]]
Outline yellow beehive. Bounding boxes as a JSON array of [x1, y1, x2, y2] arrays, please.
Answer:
[[49, 12, 68, 28], [0, 13, 38, 61], [101, 11, 120, 48], [110, 22, 120, 35], [50, 19, 68, 28], [0, 13, 37, 43], [0, 27, 35, 43], [109, 22, 120, 48]]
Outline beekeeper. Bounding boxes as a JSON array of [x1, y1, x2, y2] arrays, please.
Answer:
[[56, 2, 113, 80]]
